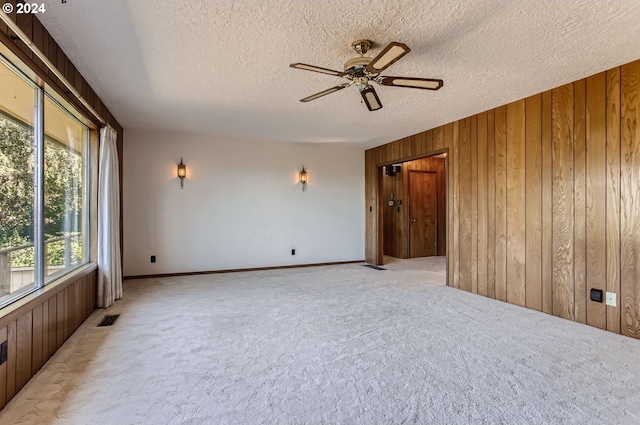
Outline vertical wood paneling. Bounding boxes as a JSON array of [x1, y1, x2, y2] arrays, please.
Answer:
[[363, 58, 640, 340], [525, 94, 542, 311], [487, 110, 496, 299], [470, 115, 478, 294], [433, 126, 444, 150], [477, 112, 488, 297], [41, 300, 49, 364], [376, 166, 384, 264], [5, 321, 16, 401], [424, 131, 433, 153], [0, 6, 7, 35], [31, 303, 43, 373], [68, 282, 76, 334], [606, 68, 622, 334], [364, 150, 375, 263], [574, 79, 587, 324], [63, 286, 70, 339], [552, 83, 575, 321], [80, 276, 87, 323], [382, 170, 404, 258], [506, 100, 526, 307], [46, 36, 58, 82], [0, 326, 6, 409], [401, 167, 409, 259], [15, 13, 33, 60], [4, 0, 16, 35], [56, 45, 67, 83], [438, 157, 447, 256], [365, 132, 453, 264], [586, 73, 608, 330], [31, 16, 45, 71], [89, 272, 97, 312], [402, 137, 413, 159], [452, 122, 461, 289], [413, 133, 423, 156], [494, 106, 508, 301], [0, 0, 17, 40], [47, 295, 57, 358], [620, 61, 640, 338], [74, 280, 82, 330], [443, 123, 455, 286], [458, 118, 472, 292], [56, 291, 64, 349], [541, 90, 554, 315], [443, 123, 454, 149], [0, 271, 97, 410], [16, 312, 32, 391]]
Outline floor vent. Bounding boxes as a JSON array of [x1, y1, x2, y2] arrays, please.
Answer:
[[98, 315, 120, 327], [363, 264, 387, 271]]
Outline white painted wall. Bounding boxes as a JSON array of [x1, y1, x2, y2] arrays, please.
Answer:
[[123, 130, 365, 276]]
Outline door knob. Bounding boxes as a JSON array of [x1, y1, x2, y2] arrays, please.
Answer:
[[410, 218, 417, 223]]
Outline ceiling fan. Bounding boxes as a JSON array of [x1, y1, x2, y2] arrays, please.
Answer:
[[290, 39, 443, 111]]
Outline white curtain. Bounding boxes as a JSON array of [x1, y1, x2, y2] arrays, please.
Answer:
[[97, 126, 123, 308]]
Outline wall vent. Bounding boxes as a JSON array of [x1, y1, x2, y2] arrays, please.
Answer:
[[363, 264, 387, 271], [98, 315, 120, 327]]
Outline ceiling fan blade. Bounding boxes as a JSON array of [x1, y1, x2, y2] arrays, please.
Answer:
[[378, 76, 444, 90], [360, 86, 382, 111], [365, 42, 410, 74], [290, 63, 346, 77], [300, 84, 350, 102]]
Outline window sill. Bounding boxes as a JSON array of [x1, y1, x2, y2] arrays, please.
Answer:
[[0, 262, 97, 324]]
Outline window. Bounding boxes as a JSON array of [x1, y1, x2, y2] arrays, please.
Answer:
[[0, 51, 91, 307], [44, 96, 89, 281]]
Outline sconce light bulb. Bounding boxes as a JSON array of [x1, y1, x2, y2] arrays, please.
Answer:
[[178, 158, 187, 188]]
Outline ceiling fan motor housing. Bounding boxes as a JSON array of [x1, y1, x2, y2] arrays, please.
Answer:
[[344, 56, 374, 76]]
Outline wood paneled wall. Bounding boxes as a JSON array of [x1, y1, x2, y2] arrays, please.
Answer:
[[0, 267, 97, 410], [365, 58, 640, 339], [382, 158, 447, 259], [0, 2, 122, 410], [382, 167, 405, 258]]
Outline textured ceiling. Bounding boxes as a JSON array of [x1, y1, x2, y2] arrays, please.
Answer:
[[38, 0, 640, 148]]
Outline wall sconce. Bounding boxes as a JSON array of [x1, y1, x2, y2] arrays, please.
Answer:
[[177, 158, 186, 188], [299, 166, 308, 192]]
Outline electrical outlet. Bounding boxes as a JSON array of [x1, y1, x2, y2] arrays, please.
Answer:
[[606, 292, 617, 307], [291, 249, 295, 256], [150, 255, 156, 263]]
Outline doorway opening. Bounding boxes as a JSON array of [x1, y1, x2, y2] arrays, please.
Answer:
[[378, 152, 447, 268]]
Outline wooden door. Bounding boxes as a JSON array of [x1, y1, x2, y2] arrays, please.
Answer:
[[409, 171, 438, 257]]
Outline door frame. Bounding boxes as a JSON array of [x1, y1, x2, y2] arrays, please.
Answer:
[[376, 149, 449, 283]]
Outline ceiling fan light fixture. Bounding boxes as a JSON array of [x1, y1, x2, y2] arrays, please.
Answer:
[[360, 86, 382, 111], [290, 40, 441, 111]]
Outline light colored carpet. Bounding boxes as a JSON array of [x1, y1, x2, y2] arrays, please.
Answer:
[[2, 257, 640, 425]]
